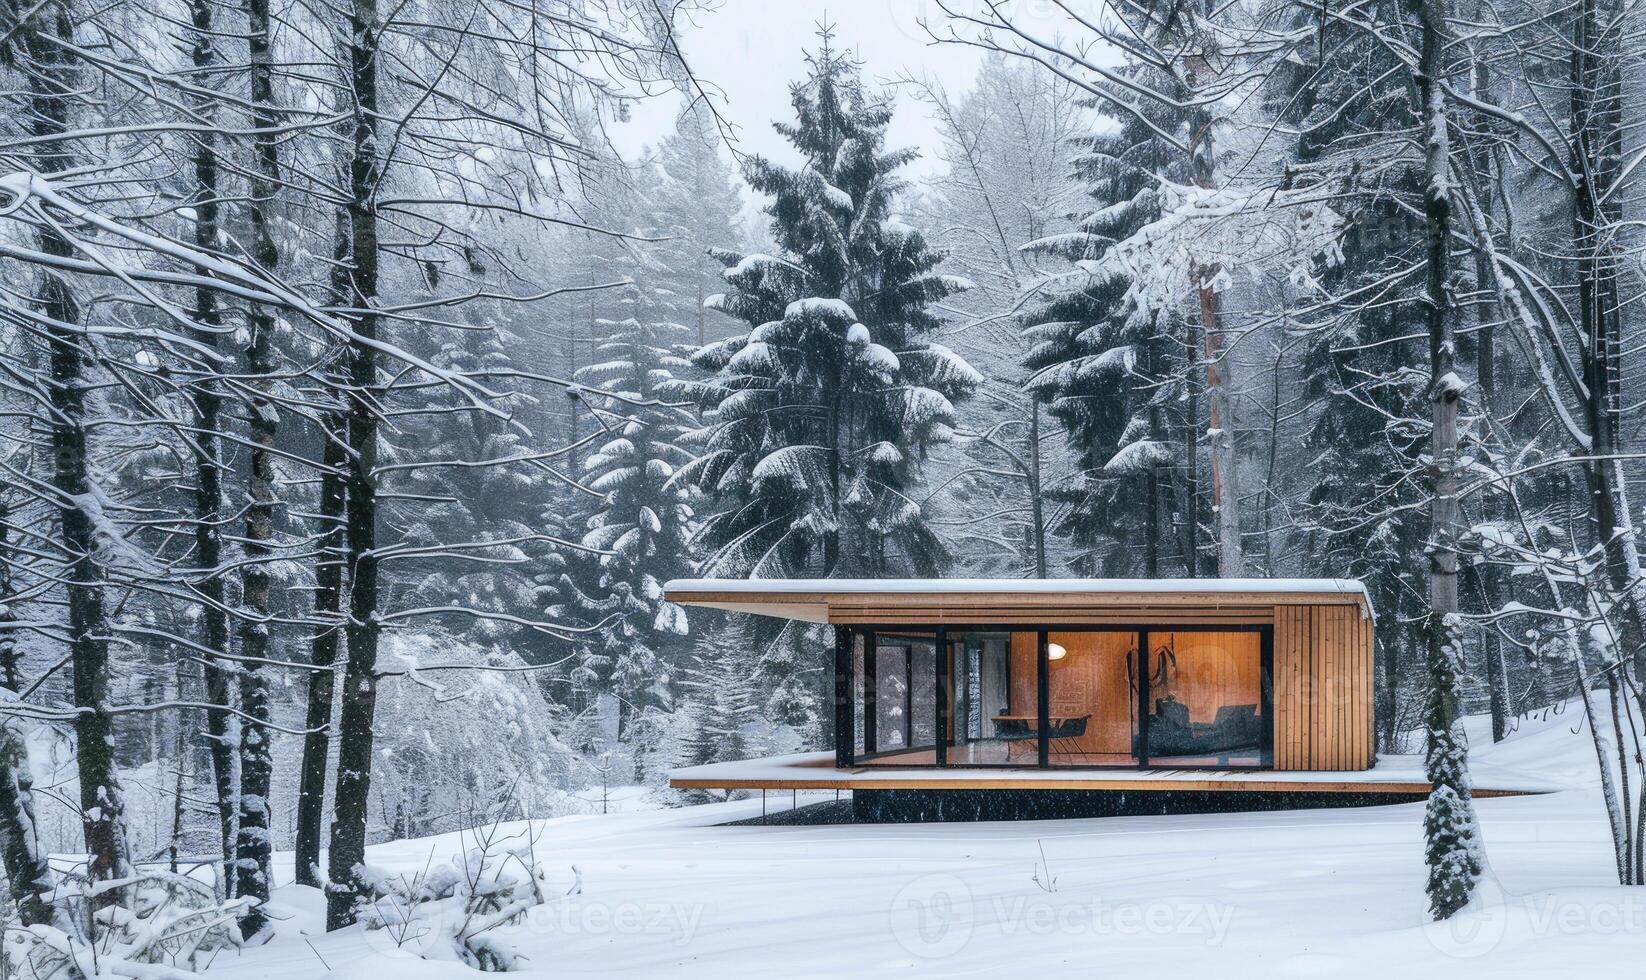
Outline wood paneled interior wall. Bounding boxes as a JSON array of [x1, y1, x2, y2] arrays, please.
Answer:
[[1152, 631, 1262, 725], [1046, 631, 1136, 755], [1008, 631, 1037, 717]]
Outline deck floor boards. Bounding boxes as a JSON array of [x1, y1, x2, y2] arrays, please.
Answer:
[[671, 751, 1553, 798]]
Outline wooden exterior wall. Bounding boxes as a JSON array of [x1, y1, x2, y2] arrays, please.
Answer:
[[1274, 604, 1375, 770]]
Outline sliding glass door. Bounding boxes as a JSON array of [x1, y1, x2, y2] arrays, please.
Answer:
[[858, 631, 937, 763], [941, 631, 1035, 765]]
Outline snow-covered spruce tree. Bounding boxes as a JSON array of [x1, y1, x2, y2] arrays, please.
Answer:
[[550, 282, 698, 743], [667, 640, 765, 804], [683, 34, 977, 580], [1018, 71, 1201, 578], [678, 34, 977, 732], [650, 105, 747, 347], [385, 301, 547, 650], [535, 151, 676, 725], [938, 1, 1256, 578]]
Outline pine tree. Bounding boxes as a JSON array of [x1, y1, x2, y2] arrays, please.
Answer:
[[1269, 7, 1433, 751], [388, 312, 547, 648], [678, 34, 977, 735], [682, 32, 978, 582], [668, 640, 762, 803], [552, 279, 698, 741], [651, 105, 746, 347], [1018, 70, 1201, 577]]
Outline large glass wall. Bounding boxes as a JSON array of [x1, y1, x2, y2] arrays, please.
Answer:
[[942, 631, 1035, 765], [846, 625, 1270, 769], [1045, 631, 1141, 767], [857, 631, 937, 764], [1143, 631, 1267, 767]]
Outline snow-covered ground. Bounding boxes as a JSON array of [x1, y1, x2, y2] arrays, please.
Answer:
[[209, 704, 1637, 978]]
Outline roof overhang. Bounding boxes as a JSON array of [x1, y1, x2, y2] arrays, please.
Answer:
[[663, 578, 1372, 626]]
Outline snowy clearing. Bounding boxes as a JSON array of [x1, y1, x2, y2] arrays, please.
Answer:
[[204, 704, 1632, 978]]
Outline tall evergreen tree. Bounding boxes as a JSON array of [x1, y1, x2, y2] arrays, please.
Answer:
[[1269, 4, 1434, 751], [1018, 71, 1202, 577], [678, 34, 977, 735], [651, 106, 747, 347], [681, 32, 979, 582], [551, 278, 698, 741]]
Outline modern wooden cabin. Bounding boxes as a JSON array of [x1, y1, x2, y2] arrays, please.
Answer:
[[662, 579, 1422, 819], [665, 578, 1376, 775]]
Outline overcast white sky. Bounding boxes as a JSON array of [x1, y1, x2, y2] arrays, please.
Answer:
[[610, 0, 992, 180]]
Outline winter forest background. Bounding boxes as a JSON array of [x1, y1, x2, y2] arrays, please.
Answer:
[[0, 0, 1644, 966]]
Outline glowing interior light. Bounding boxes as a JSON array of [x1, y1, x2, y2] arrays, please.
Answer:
[[1047, 642, 1067, 661]]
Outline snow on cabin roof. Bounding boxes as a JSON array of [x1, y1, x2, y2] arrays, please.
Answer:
[[664, 577, 1373, 624], [664, 577, 1367, 596]]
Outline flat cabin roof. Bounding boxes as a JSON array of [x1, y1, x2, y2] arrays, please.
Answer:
[[663, 577, 1372, 626]]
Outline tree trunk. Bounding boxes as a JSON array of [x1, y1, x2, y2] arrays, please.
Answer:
[[1469, 0, 1511, 747], [1414, 0, 1482, 919], [22, 0, 133, 906], [1201, 282, 1243, 577], [1188, 91, 1243, 578], [0, 726, 66, 931], [234, 0, 280, 935], [326, 0, 384, 928], [0, 499, 18, 695], [1179, 315, 1208, 575], [1028, 396, 1047, 578], [181, 0, 239, 885], [0, 506, 62, 930], [1144, 331, 1166, 577], [295, 212, 351, 890], [1569, 0, 1646, 681]]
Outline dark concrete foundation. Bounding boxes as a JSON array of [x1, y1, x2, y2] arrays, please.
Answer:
[[849, 787, 1424, 823]]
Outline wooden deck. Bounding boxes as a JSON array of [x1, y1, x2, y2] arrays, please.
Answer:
[[669, 752, 1556, 798]]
